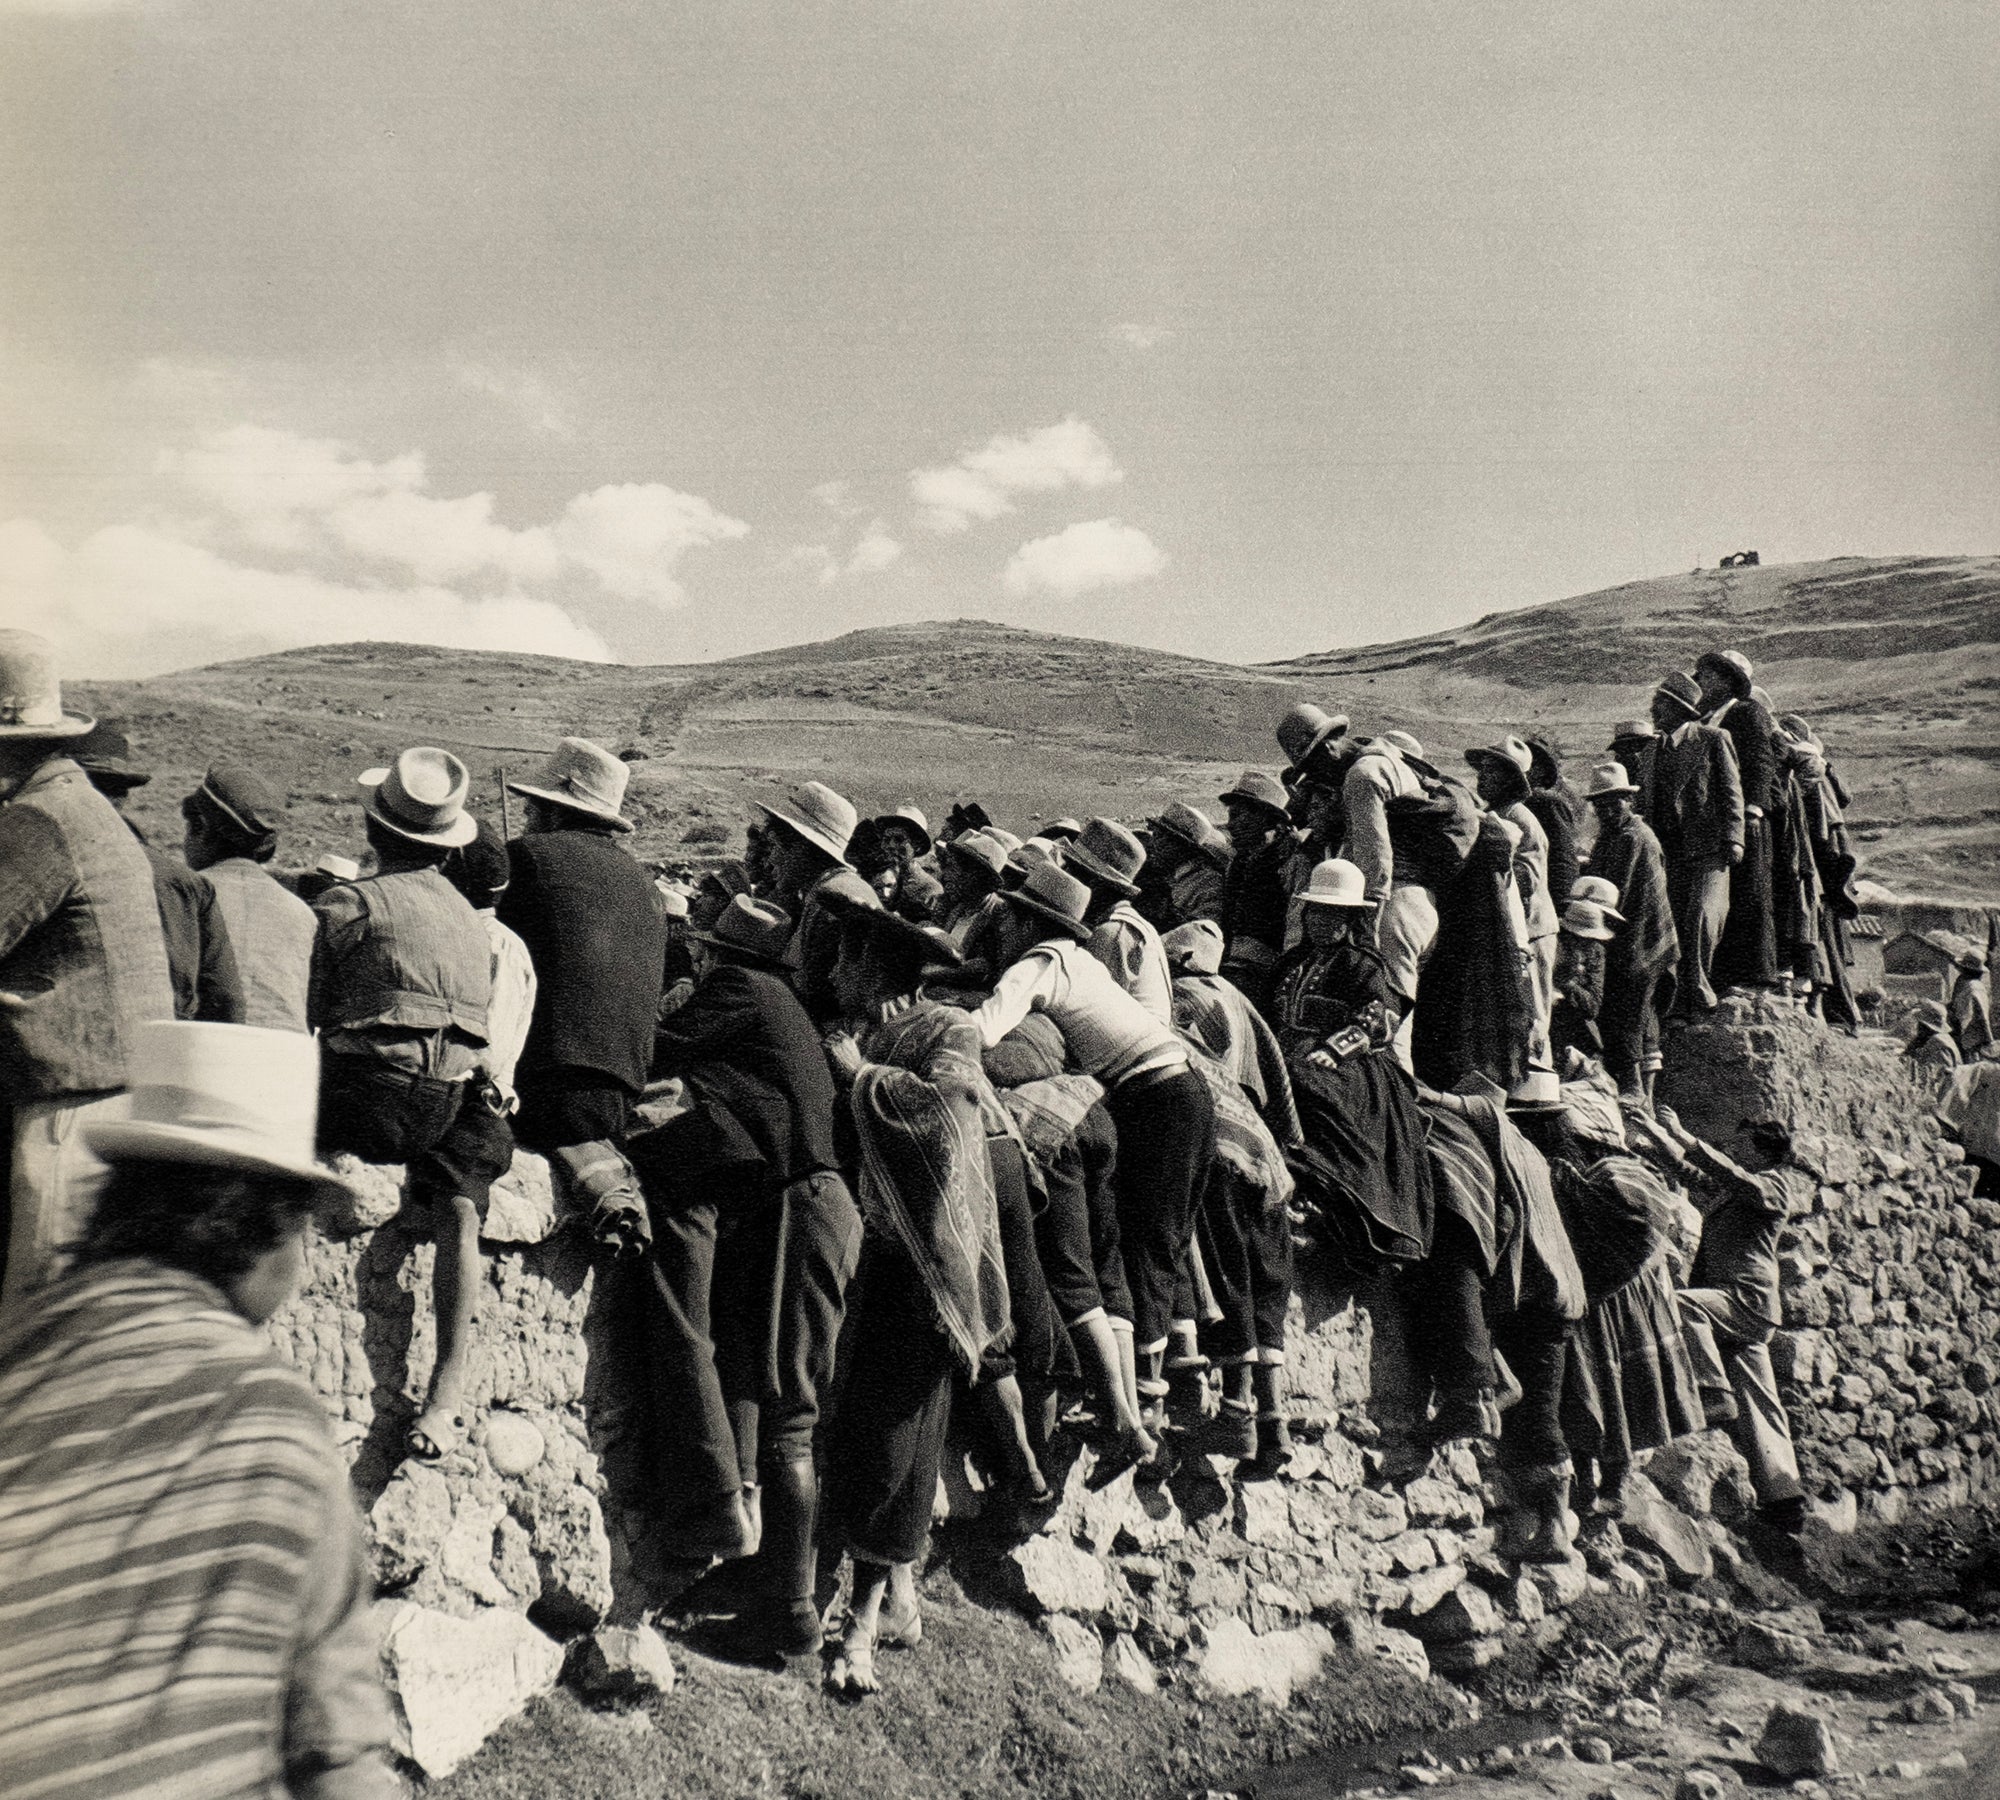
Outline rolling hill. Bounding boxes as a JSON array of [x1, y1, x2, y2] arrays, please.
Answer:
[[69, 554, 2000, 897]]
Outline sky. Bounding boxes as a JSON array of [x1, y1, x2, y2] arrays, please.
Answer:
[[3, 0, 1998, 678]]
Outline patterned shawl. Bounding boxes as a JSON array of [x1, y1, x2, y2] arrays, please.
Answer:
[[1187, 1044, 1297, 1210], [0, 1259, 376, 1800], [1172, 973, 1304, 1151], [851, 1002, 1013, 1376], [1456, 1094, 1588, 1322]]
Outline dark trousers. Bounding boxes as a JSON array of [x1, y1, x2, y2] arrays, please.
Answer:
[[317, 1056, 463, 1164], [826, 1242, 956, 1566], [512, 1066, 630, 1151], [1599, 964, 1662, 1088], [1400, 1210, 1495, 1401], [986, 1137, 1066, 1386], [1032, 1112, 1119, 1327], [1490, 1307, 1571, 1472], [1107, 1067, 1217, 1352], [1194, 1166, 1294, 1363], [643, 1170, 861, 1525]]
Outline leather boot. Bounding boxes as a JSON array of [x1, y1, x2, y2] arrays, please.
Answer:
[[1250, 1361, 1294, 1475], [1517, 1463, 1575, 1564], [716, 1451, 822, 1659]]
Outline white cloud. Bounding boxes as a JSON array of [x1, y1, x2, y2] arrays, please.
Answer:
[[1112, 322, 1174, 351], [845, 520, 903, 576], [910, 417, 1123, 531], [453, 362, 574, 438], [1002, 518, 1166, 601], [1, 518, 611, 678], [785, 519, 904, 587], [2, 420, 752, 674]]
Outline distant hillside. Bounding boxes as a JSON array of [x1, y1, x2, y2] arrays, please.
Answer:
[[70, 555, 2000, 897]]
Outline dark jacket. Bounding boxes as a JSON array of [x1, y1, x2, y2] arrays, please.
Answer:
[[1219, 832, 1294, 966], [140, 840, 245, 1025], [500, 827, 665, 1095], [645, 963, 840, 1205], [1587, 812, 1678, 983], [1642, 722, 1744, 863], [0, 758, 175, 1100], [1523, 788, 1582, 914], [1706, 681, 1780, 818]]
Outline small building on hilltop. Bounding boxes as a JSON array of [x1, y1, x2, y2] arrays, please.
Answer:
[[1882, 926, 1983, 1005]]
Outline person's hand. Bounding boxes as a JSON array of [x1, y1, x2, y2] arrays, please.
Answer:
[[1730, 843, 1745, 865], [823, 1031, 864, 1080]]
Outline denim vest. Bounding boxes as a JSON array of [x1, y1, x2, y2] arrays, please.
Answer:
[[0, 759, 175, 1099], [315, 868, 490, 1041]]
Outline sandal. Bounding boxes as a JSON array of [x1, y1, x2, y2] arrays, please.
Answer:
[[826, 1637, 881, 1696], [877, 1601, 923, 1650], [407, 1406, 469, 1462]]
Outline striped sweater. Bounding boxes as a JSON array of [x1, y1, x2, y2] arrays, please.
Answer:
[[0, 1260, 392, 1799]]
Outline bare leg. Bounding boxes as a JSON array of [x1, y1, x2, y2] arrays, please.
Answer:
[[974, 1373, 1047, 1495], [412, 1193, 480, 1458], [1075, 1313, 1156, 1459]]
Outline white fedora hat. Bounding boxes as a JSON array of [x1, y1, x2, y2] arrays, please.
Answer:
[[758, 780, 859, 863], [359, 747, 478, 848], [86, 1021, 353, 1198], [507, 737, 633, 832], [1299, 857, 1371, 908]]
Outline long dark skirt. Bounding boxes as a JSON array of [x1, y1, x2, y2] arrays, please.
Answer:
[[1290, 1051, 1434, 1266], [825, 1241, 956, 1567], [1560, 1256, 1704, 1472]]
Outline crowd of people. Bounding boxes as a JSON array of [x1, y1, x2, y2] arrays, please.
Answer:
[[0, 623, 1918, 1792]]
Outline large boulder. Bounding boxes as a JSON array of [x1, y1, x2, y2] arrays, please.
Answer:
[[376, 1601, 565, 1779], [1197, 1617, 1335, 1707]]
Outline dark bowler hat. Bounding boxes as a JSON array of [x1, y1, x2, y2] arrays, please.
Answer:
[[1064, 818, 1146, 894], [693, 895, 796, 967], [69, 719, 151, 791], [1275, 702, 1348, 772], [999, 860, 1095, 943]]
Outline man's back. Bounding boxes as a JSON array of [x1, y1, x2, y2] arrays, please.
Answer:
[[0, 759, 173, 1100], [1647, 722, 1743, 859], [203, 859, 316, 1032], [501, 829, 665, 1093]]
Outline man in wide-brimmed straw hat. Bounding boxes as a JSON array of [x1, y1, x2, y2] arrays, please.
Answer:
[[309, 747, 499, 1459], [1065, 817, 1173, 1024], [638, 889, 864, 1655], [1144, 800, 1225, 929], [0, 631, 176, 1305], [1645, 671, 1744, 1018], [498, 737, 666, 1267], [0, 1019, 399, 1797], [71, 720, 246, 1027], [869, 801, 942, 925], [750, 779, 880, 1025], [181, 758, 315, 1032], [1582, 760, 1678, 1101]]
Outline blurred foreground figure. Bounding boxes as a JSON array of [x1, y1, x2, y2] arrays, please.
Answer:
[[0, 1022, 397, 1799]]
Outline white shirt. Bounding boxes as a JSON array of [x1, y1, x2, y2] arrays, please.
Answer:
[[481, 911, 538, 1108], [971, 938, 1187, 1089]]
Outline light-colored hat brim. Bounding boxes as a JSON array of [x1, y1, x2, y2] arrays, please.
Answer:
[[364, 796, 479, 848], [1563, 924, 1615, 942], [507, 781, 633, 832], [1063, 844, 1140, 894], [999, 888, 1094, 942], [871, 813, 933, 854], [83, 1120, 357, 1200], [1300, 891, 1371, 908], [2, 710, 96, 740], [757, 801, 849, 863]]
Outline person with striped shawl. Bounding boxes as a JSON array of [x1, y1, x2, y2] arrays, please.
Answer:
[[0, 1020, 395, 1800]]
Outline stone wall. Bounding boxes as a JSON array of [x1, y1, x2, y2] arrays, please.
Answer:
[[1658, 996, 1993, 1528], [269, 1002, 1987, 1772]]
